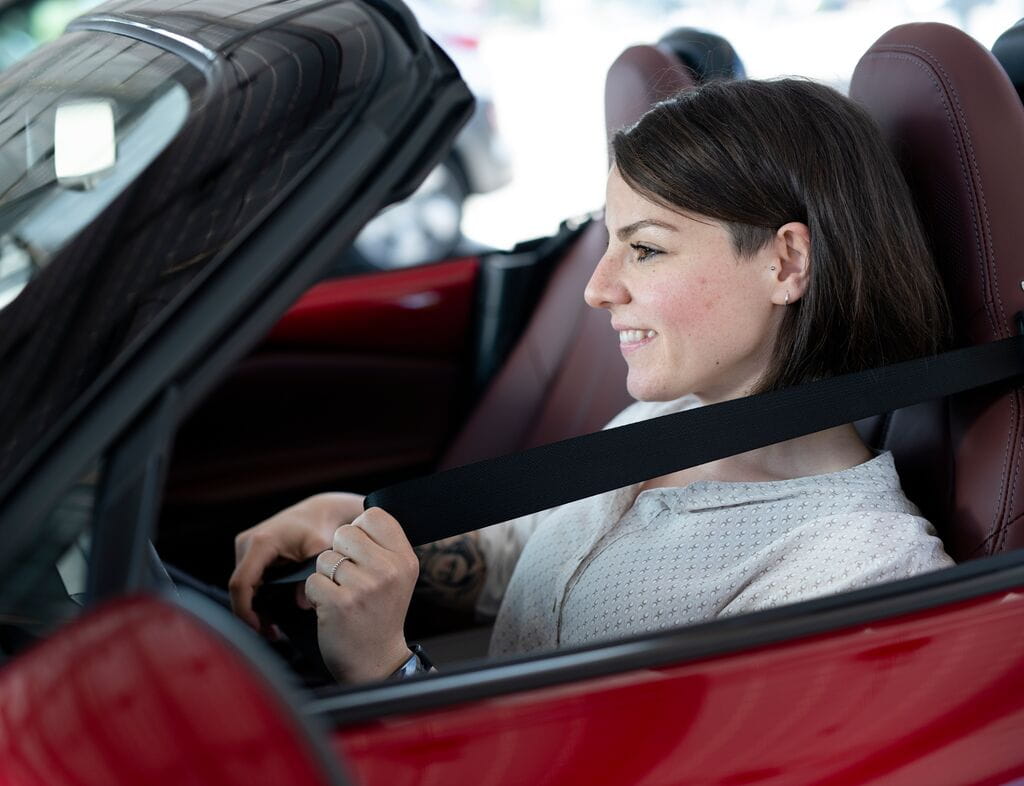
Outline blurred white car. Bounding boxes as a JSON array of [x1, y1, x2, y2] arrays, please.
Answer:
[[354, 0, 512, 268]]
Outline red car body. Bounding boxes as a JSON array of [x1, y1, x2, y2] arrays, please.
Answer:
[[339, 590, 1024, 785]]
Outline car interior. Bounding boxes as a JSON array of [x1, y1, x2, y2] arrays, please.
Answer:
[[148, 17, 1024, 688]]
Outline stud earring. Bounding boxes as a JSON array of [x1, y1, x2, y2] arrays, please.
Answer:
[[785, 291, 790, 306], [770, 266, 776, 271]]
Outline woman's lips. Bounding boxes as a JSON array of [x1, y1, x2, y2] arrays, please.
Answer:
[[618, 328, 657, 351]]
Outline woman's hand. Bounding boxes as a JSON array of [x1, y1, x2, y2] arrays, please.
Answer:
[[229, 492, 365, 630], [305, 507, 420, 684]]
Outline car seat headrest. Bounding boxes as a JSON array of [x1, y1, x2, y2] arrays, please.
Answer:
[[992, 18, 1024, 104], [850, 22, 1024, 345], [850, 22, 1024, 560], [657, 27, 747, 82], [604, 44, 697, 145]]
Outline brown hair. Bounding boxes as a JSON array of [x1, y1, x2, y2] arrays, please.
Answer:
[[611, 78, 950, 393]]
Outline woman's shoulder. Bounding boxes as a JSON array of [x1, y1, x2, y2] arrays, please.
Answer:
[[786, 505, 955, 581], [721, 506, 955, 618], [745, 453, 953, 574]]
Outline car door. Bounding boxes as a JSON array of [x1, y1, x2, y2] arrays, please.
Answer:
[[0, 593, 349, 786], [0, 1, 472, 782]]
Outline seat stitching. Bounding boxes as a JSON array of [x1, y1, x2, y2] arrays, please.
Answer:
[[968, 506, 1024, 557], [897, 43, 1008, 333], [885, 43, 1020, 553], [899, 43, 1024, 553], [995, 389, 1023, 552], [863, 50, 995, 337], [862, 46, 1016, 553]]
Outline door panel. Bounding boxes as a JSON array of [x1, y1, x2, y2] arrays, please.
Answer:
[[334, 589, 1024, 785], [266, 259, 480, 355], [166, 257, 481, 504], [0, 595, 346, 786]]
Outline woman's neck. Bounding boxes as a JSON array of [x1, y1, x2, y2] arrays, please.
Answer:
[[638, 423, 874, 491]]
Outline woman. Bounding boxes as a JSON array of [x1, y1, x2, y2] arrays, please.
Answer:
[[229, 78, 954, 683]]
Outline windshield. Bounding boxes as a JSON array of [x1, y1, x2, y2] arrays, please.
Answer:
[[0, 30, 200, 485], [0, 3, 389, 491], [0, 81, 189, 310]]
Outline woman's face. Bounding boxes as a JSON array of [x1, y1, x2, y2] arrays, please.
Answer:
[[585, 167, 783, 404]]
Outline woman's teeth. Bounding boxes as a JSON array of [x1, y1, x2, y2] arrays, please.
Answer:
[[619, 329, 656, 344]]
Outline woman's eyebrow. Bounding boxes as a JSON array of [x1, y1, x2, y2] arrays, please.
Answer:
[[615, 218, 679, 241]]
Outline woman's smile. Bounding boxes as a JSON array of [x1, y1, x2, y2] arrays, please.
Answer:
[[617, 328, 657, 350]]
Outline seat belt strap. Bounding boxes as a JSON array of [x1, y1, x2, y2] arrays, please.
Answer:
[[367, 332, 1024, 546]]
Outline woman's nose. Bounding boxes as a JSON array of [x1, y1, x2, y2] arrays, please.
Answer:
[[584, 252, 630, 309]]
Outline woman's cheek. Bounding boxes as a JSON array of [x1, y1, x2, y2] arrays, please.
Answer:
[[660, 284, 719, 335]]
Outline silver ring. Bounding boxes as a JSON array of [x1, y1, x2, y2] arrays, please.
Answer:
[[327, 554, 351, 582]]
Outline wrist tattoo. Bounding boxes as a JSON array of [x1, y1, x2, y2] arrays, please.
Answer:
[[414, 532, 485, 611]]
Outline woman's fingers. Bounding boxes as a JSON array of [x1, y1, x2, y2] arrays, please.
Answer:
[[304, 513, 420, 683], [330, 525, 376, 564], [227, 493, 365, 631], [315, 549, 354, 582], [350, 507, 418, 562], [329, 508, 417, 570], [228, 531, 279, 629]]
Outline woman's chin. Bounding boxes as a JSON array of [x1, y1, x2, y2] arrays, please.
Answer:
[[627, 377, 682, 403]]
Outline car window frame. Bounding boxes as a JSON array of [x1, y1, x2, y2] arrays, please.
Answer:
[[307, 546, 1024, 726]]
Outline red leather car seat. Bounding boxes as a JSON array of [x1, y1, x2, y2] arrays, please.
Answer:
[[441, 43, 699, 468], [850, 23, 1024, 560]]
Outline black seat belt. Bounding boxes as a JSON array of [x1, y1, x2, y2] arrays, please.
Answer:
[[264, 322, 1024, 588], [371, 329, 1024, 543]]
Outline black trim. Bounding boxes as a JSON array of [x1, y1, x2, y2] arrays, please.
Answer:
[[307, 548, 1024, 726], [87, 388, 179, 602], [360, 0, 427, 54], [170, 76, 473, 425]]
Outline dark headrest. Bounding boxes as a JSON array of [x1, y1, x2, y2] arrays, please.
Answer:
[[850, 23, 1024, 559], [992, 17, 1024, 104], [604, 44, 697, 144], [850, 22, 1024, 345], [658, 27, 747, 81]]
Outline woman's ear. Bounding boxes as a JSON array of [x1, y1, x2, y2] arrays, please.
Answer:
[[770, 221, 812, 306]]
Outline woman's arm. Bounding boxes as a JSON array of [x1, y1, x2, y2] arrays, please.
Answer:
[[413, 532, 487, 613]]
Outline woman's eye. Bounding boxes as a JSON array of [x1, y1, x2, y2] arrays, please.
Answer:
[[630, 243, 660, 263]]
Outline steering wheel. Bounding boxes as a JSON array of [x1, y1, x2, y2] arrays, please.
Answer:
[[250, 557, 334, 682], [154, 546, 335, 685]]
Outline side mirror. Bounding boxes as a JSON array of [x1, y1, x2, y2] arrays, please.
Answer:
[[54, 100, 116, 189]]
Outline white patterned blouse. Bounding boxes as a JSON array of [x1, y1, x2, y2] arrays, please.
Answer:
[[475, 395, 955, 657]]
